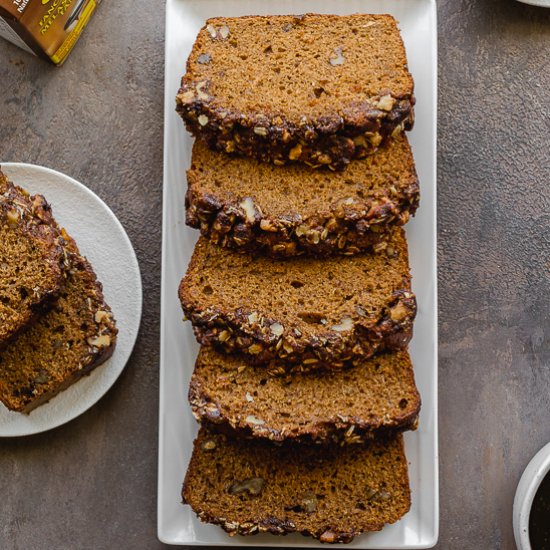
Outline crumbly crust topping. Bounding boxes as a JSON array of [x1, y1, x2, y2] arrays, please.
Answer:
[[185, 185, 418, 258]]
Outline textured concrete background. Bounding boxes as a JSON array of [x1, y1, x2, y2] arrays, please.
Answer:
[[0, 1, 549, 548]]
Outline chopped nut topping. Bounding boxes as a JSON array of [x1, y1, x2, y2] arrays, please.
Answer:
[[309, 230, 320, 244], [320, 530, 337, 543], [331, 317, 353, 332], [391, 122, 405, 138], [270, 322, 284, 337], [390, 302, 409, 322], [247, 343, 263, 354], [295, 224, 308, 237], [195, 80, 209, 100], [353, 134, 368, 147], [365, 486, 378, 500], [34, 374, 49, 384], [245, 415, 265, 425], [197, 53, 212, 64], [228, 477, 265, 496], [6, 208, 19, 226], [247, 311, 259, 324], [373, 241, 388, 253], [288, 143, 303, 160], [282, 341, 294, 354], [204, 403, 220, 418], [219, 25, 230, 39], [302, 492, 318, 513], [201, 440, 217, 451], [253, 126, 268, 136], [356, 306, 367, 317], [245, 392, 254, 403], [198, 114, 209, 126], [239, 197, 257, 223], [94, 310, 111, 324], [260, 219, 277, 232], [377, 94, 396, 111], [218, 330, 231, 342], [329, 47, 345, 66], [87, 334, 111, 348], [369, 133, 383, 147]]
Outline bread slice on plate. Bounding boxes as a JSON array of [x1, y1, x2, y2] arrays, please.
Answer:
[[183, 427, 411, 543], [179, 229, 416, 371], [0, 170, 68, 347], [0, 226, 117, 413], [189, 346, 420, 444], [176, 13, 414, 170], [186, 135, 419, 257]]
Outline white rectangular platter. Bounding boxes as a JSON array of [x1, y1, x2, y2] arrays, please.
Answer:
[[159, 0, 438, 547]]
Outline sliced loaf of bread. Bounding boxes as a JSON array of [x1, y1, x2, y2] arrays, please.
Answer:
[[183, 427, 411, 543], [0, 227, 117, 413], [0, 170, 68, 347], [189, 346, 420, 443], [177, 14, 414, 170], [179, 230, 415, 370], [186, 135, 419, 257]]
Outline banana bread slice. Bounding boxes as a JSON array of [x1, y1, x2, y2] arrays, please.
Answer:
[[190, 347, 420, 443], [176, 13, 414, 170], [183, 427, 411, 543], [179, 230, 415, 370], [0, 170, 68, 347], [186, 135, 419, 257], [0, 228, 117, 413]]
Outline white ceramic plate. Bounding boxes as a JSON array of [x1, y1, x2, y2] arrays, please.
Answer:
[[159, 0, 438, 547], [0, 163, 142, 437]]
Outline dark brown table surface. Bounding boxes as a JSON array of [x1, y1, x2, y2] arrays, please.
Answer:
[[1, 1, 549, 548]]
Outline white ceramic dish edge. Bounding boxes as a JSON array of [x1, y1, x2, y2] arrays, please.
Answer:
[[158, 0, 438, 547], [0, 163, 143, 436], [515, 0, 550, 7]]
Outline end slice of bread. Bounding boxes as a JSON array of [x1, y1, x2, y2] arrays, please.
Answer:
[[183, 427, 411, 543]]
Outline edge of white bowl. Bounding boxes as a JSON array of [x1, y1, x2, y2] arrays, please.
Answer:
[[513, 441, 550, 550]]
